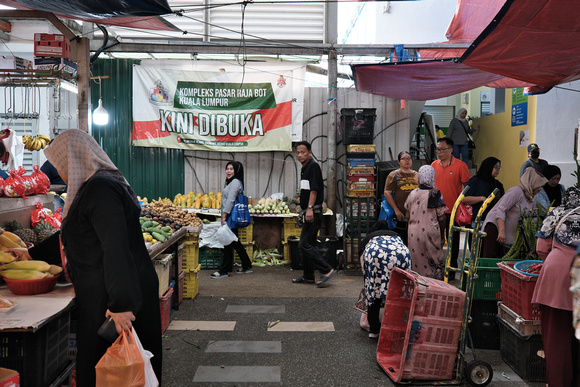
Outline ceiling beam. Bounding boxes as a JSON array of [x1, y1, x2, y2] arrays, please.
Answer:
[[0, 10, 76, 40]]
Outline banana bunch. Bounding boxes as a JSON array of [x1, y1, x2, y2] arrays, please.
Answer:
[[0, 260, 62, 280], [23, 134, 51, 151]]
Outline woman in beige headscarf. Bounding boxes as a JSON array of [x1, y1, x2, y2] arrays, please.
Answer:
[[480, 167, 548, 257], [44, 129, 162, 386]]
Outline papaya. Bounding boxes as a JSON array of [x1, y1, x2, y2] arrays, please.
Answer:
[[201, 197, 211, 208], [193, 198, 201, 209]]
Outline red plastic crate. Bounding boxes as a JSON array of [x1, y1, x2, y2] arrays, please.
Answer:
[[497, 261, 540, 320], [377, 268, 466, 382], [347, 173, 375, 182], [160, 287, 174, 334]]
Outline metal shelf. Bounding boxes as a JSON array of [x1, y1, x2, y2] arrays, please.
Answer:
[[0, 68, 76, 87]]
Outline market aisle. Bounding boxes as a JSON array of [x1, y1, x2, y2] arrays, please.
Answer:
[[161, 266, 545, 386]]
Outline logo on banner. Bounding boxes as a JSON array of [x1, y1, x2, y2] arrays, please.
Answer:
[[277, 75, 287, 88], [149, 80, 172, 106]]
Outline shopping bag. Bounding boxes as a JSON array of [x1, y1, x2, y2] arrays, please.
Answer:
[[455, 203, 473, 227], [353, 288, 367, 314], [131, 327, 159, 387], [227, 190, 252, 229], [95, 329, 146, 387], [378, 195, 397, 230], [215, 224, 238, 246]]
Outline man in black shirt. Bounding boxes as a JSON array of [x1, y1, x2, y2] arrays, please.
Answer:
[[292, 141, 335, 287]]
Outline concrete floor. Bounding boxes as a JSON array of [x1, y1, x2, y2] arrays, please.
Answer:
[[161, 265, 547, 386]]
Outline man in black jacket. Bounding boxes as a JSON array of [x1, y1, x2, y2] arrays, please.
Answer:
[[292, 141, 335, 287]]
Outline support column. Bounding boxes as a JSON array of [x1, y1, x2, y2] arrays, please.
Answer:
[[326, 50, 338, 236], [71, 36, 90, 132]]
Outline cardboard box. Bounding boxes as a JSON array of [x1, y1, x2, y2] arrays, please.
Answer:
[[0, 368, 19, 387], [0, 56, 32, 71], [34, 33, 70, 58], [34, 57, 77, 78]]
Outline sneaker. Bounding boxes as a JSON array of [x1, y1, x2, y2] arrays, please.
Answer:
[[210, 272, 228, 279], [368, 332, 379, 339], [236, 268, 253, 274]]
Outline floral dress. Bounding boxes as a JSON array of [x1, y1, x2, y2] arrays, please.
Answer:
[[363, 235, 411, 307]]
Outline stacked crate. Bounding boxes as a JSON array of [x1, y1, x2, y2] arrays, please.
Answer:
[[496, 261, 545, 382], [377, 268, 466, 382], [182, 233, 201, 299], [234, 222, 255, 264]]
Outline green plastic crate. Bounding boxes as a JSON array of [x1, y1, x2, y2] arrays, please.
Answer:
[[464, 258, 519, 300], [199, 247, 223, 269]]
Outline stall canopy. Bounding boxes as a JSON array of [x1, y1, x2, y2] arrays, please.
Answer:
[[0, 0, 179, 31], [353, 0, 580, 100]]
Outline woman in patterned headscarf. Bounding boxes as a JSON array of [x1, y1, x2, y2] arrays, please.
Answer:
[[531, 187, 580, 387], [44, 129, 162, 386], [404, 165, 448, 280]]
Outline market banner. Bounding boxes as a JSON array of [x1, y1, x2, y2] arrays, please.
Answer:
[[132, 63, 305, 152]]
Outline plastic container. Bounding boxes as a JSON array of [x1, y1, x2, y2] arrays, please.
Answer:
[[347, 174, 375, 182], [346, 188, 375, 197], [0, 309, 70, 386], [183, 264, 201, 299], [199, 247, 223, 269], [377, 267, 466, 382], [183, 237, 200, 271], [513, 260, 542, 277], [159, 287, 174, 334], [288, 236, 339, 270], [236, 223, 254, 243], [172, 271, 185, 308], [347, 158, 375, 167], [469, 299, 500, 350], [153, 253, 172, 297], [497, 261, 540, 320], [498, 316, 546, 382], [234, 242, 254, 263], [464, 258, 518, 300], [341, 108, 376, 145], [347, 144, 376, 153], [497, 301, 542, 336], [348, 181, 375, 190], [346, 198, 376, 220], [347, 166, 375, 176], [3, 276, 58, 295]]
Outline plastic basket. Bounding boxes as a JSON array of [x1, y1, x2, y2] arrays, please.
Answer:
[[346, 188, 375, 197], [237, 223, 253, 243], [348, 181, 375, 190], [283, 217, 318, 241], [464, 258, 518, 300], [341, 108, 376, 145], [497, 302, 541, 336], [182, 239, 199, 271], [347, 174, 375, 182], [153, 253, 172, 297], [288, 236, 339, 270], [160, 287, 174, 334], [3, 275, 58, 295], [0, 309, 70, 386], [347, 166, 375, 176], [498, 316, 546, 382], [199, 247, 223, 269], [347, 158, 375, 167], [347, 144, 376, 153], [497, 261, 540, 320], [377, 268, 466, 382], [469, 299, 500, 350], [234, 242, 254, 264], [183, 264, 201, 299]]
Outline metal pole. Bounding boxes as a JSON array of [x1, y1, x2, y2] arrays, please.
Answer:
[[326, 50, 338, 236]]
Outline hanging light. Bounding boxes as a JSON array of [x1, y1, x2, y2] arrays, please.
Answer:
[[93, 76, 109, 125]]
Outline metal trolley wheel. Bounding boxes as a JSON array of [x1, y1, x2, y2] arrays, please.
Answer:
[[465, 360, 493, 386]]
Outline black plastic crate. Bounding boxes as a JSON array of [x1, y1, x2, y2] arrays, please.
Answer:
[[0, 309, 71, 386], [341, 108, 376, 145], [288, 236, 339, 270], [498, 316, 546, 382], [469, 299, 500, 350]]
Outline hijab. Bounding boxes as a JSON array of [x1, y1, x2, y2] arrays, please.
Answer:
[[456, 107, 468, 122], [476, 157, 500, 183], [44, 129, 137, 217], [418, 165, 445, 209], [225, 161, 244, 188], [537, 187, 580, 249], [519, 167, 548, 201], [542, 164, 562, 208]]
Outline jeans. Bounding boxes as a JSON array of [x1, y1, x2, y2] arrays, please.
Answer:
[[299, 212, 332, 280], [452, 144, 469, 162]]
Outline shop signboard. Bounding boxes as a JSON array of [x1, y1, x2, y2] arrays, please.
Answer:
[[511, 88, 528, 127], [132, 63, 305, 152]]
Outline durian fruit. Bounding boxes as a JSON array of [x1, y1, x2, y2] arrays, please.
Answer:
[[33, 220, 58, 243], [13, 228, 38, 245]]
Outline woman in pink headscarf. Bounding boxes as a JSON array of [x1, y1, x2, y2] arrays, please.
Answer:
[[44, 129, 162, 386]]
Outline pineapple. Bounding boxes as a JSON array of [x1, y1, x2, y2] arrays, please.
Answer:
[[33, 221, 58, 243], [4, 220, 23, 232], [13, 228, 38, 245]]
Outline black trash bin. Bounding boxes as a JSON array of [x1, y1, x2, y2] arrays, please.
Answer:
[[288, 236, 339, 270]]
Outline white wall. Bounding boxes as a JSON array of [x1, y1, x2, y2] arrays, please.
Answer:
[[536, 81, 580, 188]]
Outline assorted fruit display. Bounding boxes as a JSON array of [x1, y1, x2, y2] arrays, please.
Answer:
[[249, 198, 291, 215], [173, 192, 222, 209], [140, 199, 203, 247]]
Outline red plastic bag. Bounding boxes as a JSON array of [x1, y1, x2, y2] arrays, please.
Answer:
[[31, 165, 50, 194], [455, 203, 473, 227], [96, 329, 146, 387], [3, 170, 27, 198], [16, 166, 37, 196], [0, 177, 4, 197], [31, 202, 61, 228]]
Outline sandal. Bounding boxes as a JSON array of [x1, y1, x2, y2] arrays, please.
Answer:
[[292, 276, 315, 284], [316, 269, 336, 288]]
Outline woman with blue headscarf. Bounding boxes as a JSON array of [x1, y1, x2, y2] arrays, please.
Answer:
[[531, 187, 580, 386]]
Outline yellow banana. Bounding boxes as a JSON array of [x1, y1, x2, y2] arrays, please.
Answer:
[[0, 269, 48, 280], [3, 260, 51, 272], [0, 252, 16, 263], [2, 232, 27, 248], [38, 134, 51, 143]]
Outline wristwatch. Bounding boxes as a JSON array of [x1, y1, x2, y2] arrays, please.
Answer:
[[308, 205, 314, 209]]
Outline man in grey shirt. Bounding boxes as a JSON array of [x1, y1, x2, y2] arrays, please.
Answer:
[[520, 143, 548, 176]]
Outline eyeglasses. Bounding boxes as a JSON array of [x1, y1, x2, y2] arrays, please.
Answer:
[[494, 165, 502, 170], [436, 147, 452, 152], [400, 157, 412, 161]]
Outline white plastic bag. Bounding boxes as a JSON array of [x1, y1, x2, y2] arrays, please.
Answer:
[[215, 224, 238, 246], [131, 327, 159, 387]]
